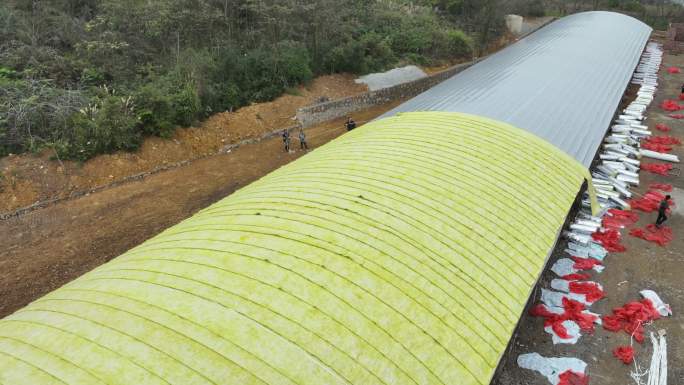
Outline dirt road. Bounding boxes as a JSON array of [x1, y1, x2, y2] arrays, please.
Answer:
[[0, 74, 368, 212], [0, 101, 403, 317], [493, 49, 684, 384]]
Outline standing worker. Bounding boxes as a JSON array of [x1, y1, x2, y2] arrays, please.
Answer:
[[655, 195, 671, 228], [345, 117, 357, 131], [282, 129, 291, 153], [299, 129, 308, 150]]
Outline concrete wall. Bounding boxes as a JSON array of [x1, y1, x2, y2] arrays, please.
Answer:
[[296, 62, 474, 128]]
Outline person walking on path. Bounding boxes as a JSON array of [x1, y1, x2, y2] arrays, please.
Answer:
[[345, 117, 357, 132], [655, 195, 671, 228], [282, 129, 291, 152], [299, 129, 308, 150]]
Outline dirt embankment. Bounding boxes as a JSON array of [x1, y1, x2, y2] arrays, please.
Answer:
[[0, 30, 530, 318], [0, 74, 368, 213], [0, 100, 404, 318]]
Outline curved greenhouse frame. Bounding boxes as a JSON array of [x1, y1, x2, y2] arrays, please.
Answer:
[[382, 11, 652, 166], [0, 11, 651, 385]]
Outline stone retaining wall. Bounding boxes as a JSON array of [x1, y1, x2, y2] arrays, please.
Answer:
[[296, 62, 475, 127]]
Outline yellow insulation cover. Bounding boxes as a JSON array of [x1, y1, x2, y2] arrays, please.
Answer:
[[0, 112, 592, 385]]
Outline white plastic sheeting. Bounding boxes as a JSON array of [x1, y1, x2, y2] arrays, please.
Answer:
[[517, 353, 587, 384], [355, 66, 427, 91], [381, 11, 652, 167]]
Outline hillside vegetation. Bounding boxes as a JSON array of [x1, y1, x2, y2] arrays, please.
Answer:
[[513, 0, 684, 28], [2, 0, 682, 162], [0, 0, 496, 160]]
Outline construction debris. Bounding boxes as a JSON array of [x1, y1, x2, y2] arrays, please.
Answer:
[[541, 288, 594, 307], [591, 230, 626, 252], [640, 290, 672, 317], [530, 299, 601, 344], [648, 183, 672, 192], [640, 151, 680, 163], [629, 225, 673, 246], [645, 330, 667, 385], [530, 43, 675, 374], [517, 353, 588, 385], [655, 123, 671, 132], [601, 290, 671, 344], [629, 190, 672, 212], [614, 345, 635, 364]]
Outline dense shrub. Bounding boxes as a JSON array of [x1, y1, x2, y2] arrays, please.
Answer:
[[431, 29, 474, 60], [0, 0, 492, 161], [170, 83, 202, 127], [623, 1, 646, 14], [134, 83, 175, 137], [0, 78, 88, 155], [229, 42, 313, 103], [59, 96, 140, 160], [525, 0, 546, 17], [324, 33, 395, 74], [0, 66, 18, 79], [80, 67, 106, 87], [323, 40, 366, 74]]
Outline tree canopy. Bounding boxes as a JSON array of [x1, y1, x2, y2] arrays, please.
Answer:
[[1, 0, 487, 159], [1, 0, 681, 160]]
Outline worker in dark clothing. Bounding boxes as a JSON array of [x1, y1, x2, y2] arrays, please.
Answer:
[[345, 117, 357, 131], [282, 129, 291, 152], [681, 83, 684, 94], [655, 195, 671, 228], [299, 129, 308, 150]]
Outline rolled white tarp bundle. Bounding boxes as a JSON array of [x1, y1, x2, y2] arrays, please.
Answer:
[[583, 43, 663, 213], [646, 331, 667, 385], [632, 42, 662, 87], [640, 149, 680, 163]]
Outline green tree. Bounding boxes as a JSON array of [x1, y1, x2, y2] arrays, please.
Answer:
[[0, 0, 514, 161]]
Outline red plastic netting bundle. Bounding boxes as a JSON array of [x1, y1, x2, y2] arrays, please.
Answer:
[[571, 256, 603, 270], [668, 66, 681, 73], [630, 224, 673, 246], [661, 99, 682, 111], [613, 346, 635, 364], [680, 93, 684, 101], [563, 273, 591, 281], [602, 299, 660, 343], [602, 209, 639, 230], [668, 113, 684, 119], [655, 123, 671, 132], [558, 370, 589, 385], [629, 190, 672, 213], [646, 135, 682, 145], [641, 142, 673, 153], [650, 183, 673, 192], [569, 281, 605, 303], [641, 162, 673, 176], [646, 190, 667, 203], [530, 297, 598, 339], [591, 229, 626, 252]]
